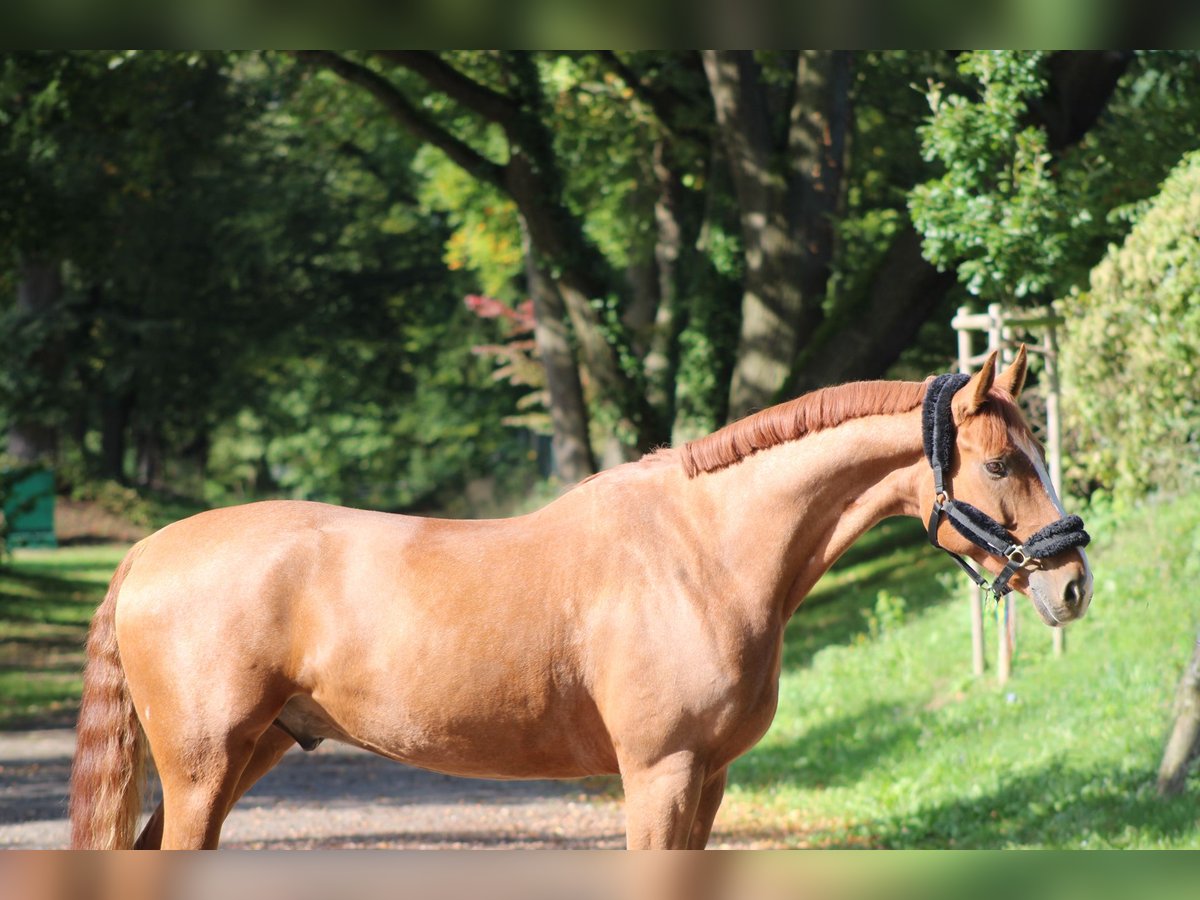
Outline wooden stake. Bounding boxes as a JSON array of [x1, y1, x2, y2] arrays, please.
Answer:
[[997, 595, 1013, 685], [957, 307, 986, 676], [971, 584, 986, 676], [1044, 324, 1066, 657]]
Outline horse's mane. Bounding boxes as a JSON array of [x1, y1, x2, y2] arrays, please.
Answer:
[[676, 379, 931, 478]]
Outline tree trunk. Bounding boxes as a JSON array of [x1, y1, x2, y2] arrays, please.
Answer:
[[520, 219, 596, 483], [643, 140, 688, 429], [1158, 631, 1200, 796], [503, 147, 649, 458], [500, 53, 653, 456], [704, 51, 849, 420], [99, 391, 132, 482], [789, 224, 957, 394], [7, 256, 62, 464], [134, 427, 165, 490]]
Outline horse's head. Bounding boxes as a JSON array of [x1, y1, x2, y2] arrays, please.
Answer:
[[924, 347, 1093, 626]]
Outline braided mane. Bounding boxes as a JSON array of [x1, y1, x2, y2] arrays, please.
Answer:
[[678, 379, 931, 478]]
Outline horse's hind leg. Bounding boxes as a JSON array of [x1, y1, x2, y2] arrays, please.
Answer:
[[220, 725, 296, 815], [147, 719, 265, 849], [131, 681, 288, 849], [135, 725, 296, 849], [620, 751, 706, 849], [688, 766, 728, 849]]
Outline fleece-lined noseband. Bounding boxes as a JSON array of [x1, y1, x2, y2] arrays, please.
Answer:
[[923, 373, 1091, 597]]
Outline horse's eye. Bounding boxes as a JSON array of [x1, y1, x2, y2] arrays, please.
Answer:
[[985, 459, 1008, 478]]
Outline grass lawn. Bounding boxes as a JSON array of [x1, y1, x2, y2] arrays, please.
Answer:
[[0, 544, 129, 728], [1, 491, 1198, 847]]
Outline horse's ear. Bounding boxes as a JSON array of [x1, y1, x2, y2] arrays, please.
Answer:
[[996, 343, 1028, 400], [956, 350, 997, 418]]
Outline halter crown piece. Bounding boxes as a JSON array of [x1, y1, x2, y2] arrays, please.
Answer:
[[922, 373, 1091, 597]]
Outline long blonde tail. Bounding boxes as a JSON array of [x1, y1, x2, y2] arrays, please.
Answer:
[[68, 544, 146, 849]]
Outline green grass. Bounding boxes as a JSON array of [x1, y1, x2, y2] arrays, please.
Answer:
[[0, 544, 129, 728], [2, 492, 1199, 847], [722, 491, 1200, 848]]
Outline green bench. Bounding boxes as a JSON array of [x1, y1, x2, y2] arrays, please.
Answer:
[[2, 467, 57, 549]]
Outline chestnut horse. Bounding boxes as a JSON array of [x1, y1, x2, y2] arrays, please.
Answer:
[[69, 349, 1092, 849]]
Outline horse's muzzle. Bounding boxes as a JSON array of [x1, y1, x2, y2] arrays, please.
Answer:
[[1029, 564, 1093, 626]]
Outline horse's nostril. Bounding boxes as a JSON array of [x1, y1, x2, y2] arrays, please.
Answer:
[[1064, 578, 1085, 610]]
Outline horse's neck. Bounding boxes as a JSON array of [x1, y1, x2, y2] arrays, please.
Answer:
[[696, 408, 927, 620]]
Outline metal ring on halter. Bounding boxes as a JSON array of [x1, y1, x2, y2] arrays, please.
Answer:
[[1003, 545, 1027, 567]]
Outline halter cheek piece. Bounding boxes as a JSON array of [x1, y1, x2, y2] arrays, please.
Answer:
[[923, 373, 1091, 597]]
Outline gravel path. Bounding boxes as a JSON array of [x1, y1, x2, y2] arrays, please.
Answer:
[[0, 728, 631, 849]]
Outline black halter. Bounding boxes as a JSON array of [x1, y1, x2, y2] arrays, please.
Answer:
[[923, 373, 1091, 597]]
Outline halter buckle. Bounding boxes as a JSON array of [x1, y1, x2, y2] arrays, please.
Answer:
[[1004, 544, 1028, 567]]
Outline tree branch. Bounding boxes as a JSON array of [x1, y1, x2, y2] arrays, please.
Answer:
[[374, 51, 520, 127], [702, 51, 775, 173], [788, 224, 956, 396], [1034, 51, 1135, 153], [294, 51, 505, 189]]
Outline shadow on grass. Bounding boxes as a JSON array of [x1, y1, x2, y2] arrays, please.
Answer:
[[839, 761, 1198, 848], [0, 567, 107, 625], [0, 561, 106, 730], [731, 701, 922, 792]]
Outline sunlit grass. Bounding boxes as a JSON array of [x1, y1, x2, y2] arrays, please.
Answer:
[[0, 544, 129, 728]]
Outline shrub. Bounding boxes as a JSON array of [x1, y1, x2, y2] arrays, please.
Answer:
[[1060, 150, 1200, 504]]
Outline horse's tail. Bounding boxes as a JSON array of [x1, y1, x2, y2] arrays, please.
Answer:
[[69, 541, 148, 849]]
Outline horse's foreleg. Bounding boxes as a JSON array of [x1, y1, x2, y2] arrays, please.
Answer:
[[688, 766, 728, 849], [620, 751, 705, 849], [134, 725, 295, 849]]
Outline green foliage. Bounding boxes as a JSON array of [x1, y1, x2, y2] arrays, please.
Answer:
[[1060, 150, 1200, 503], [4, 51, 1199, 509], [67, 480, 153, 529], [910, 51, 1065, 302], [910, 51, 1200, 314], [416, 141, 523, 301], [1054, 52, 1200, 293], [205, 310, 526, 510], [859, 589, 909, 643], [539, 54, 657, 272], [0, 52, 528, 507]]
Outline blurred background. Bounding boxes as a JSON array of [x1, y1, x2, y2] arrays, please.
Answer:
[[1, 51, 1199, 850]]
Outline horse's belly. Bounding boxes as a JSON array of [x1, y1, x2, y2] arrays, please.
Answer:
[[288, 674, 617, 780]]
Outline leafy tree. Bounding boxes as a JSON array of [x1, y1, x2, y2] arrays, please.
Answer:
[[911, 51, 1065, 303], [1, 51, 529, 509], [911, 51, 1200, 312]]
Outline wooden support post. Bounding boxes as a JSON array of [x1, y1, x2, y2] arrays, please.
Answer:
[[987, 305, 1016, 683], [997, 595, 1014, 686], [986, 303, 1002, 358], [971, 584, 986, 677], [957, 307, 986, 676], [956, 307, 974, 376], [1044, 323, 1067, 657]]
